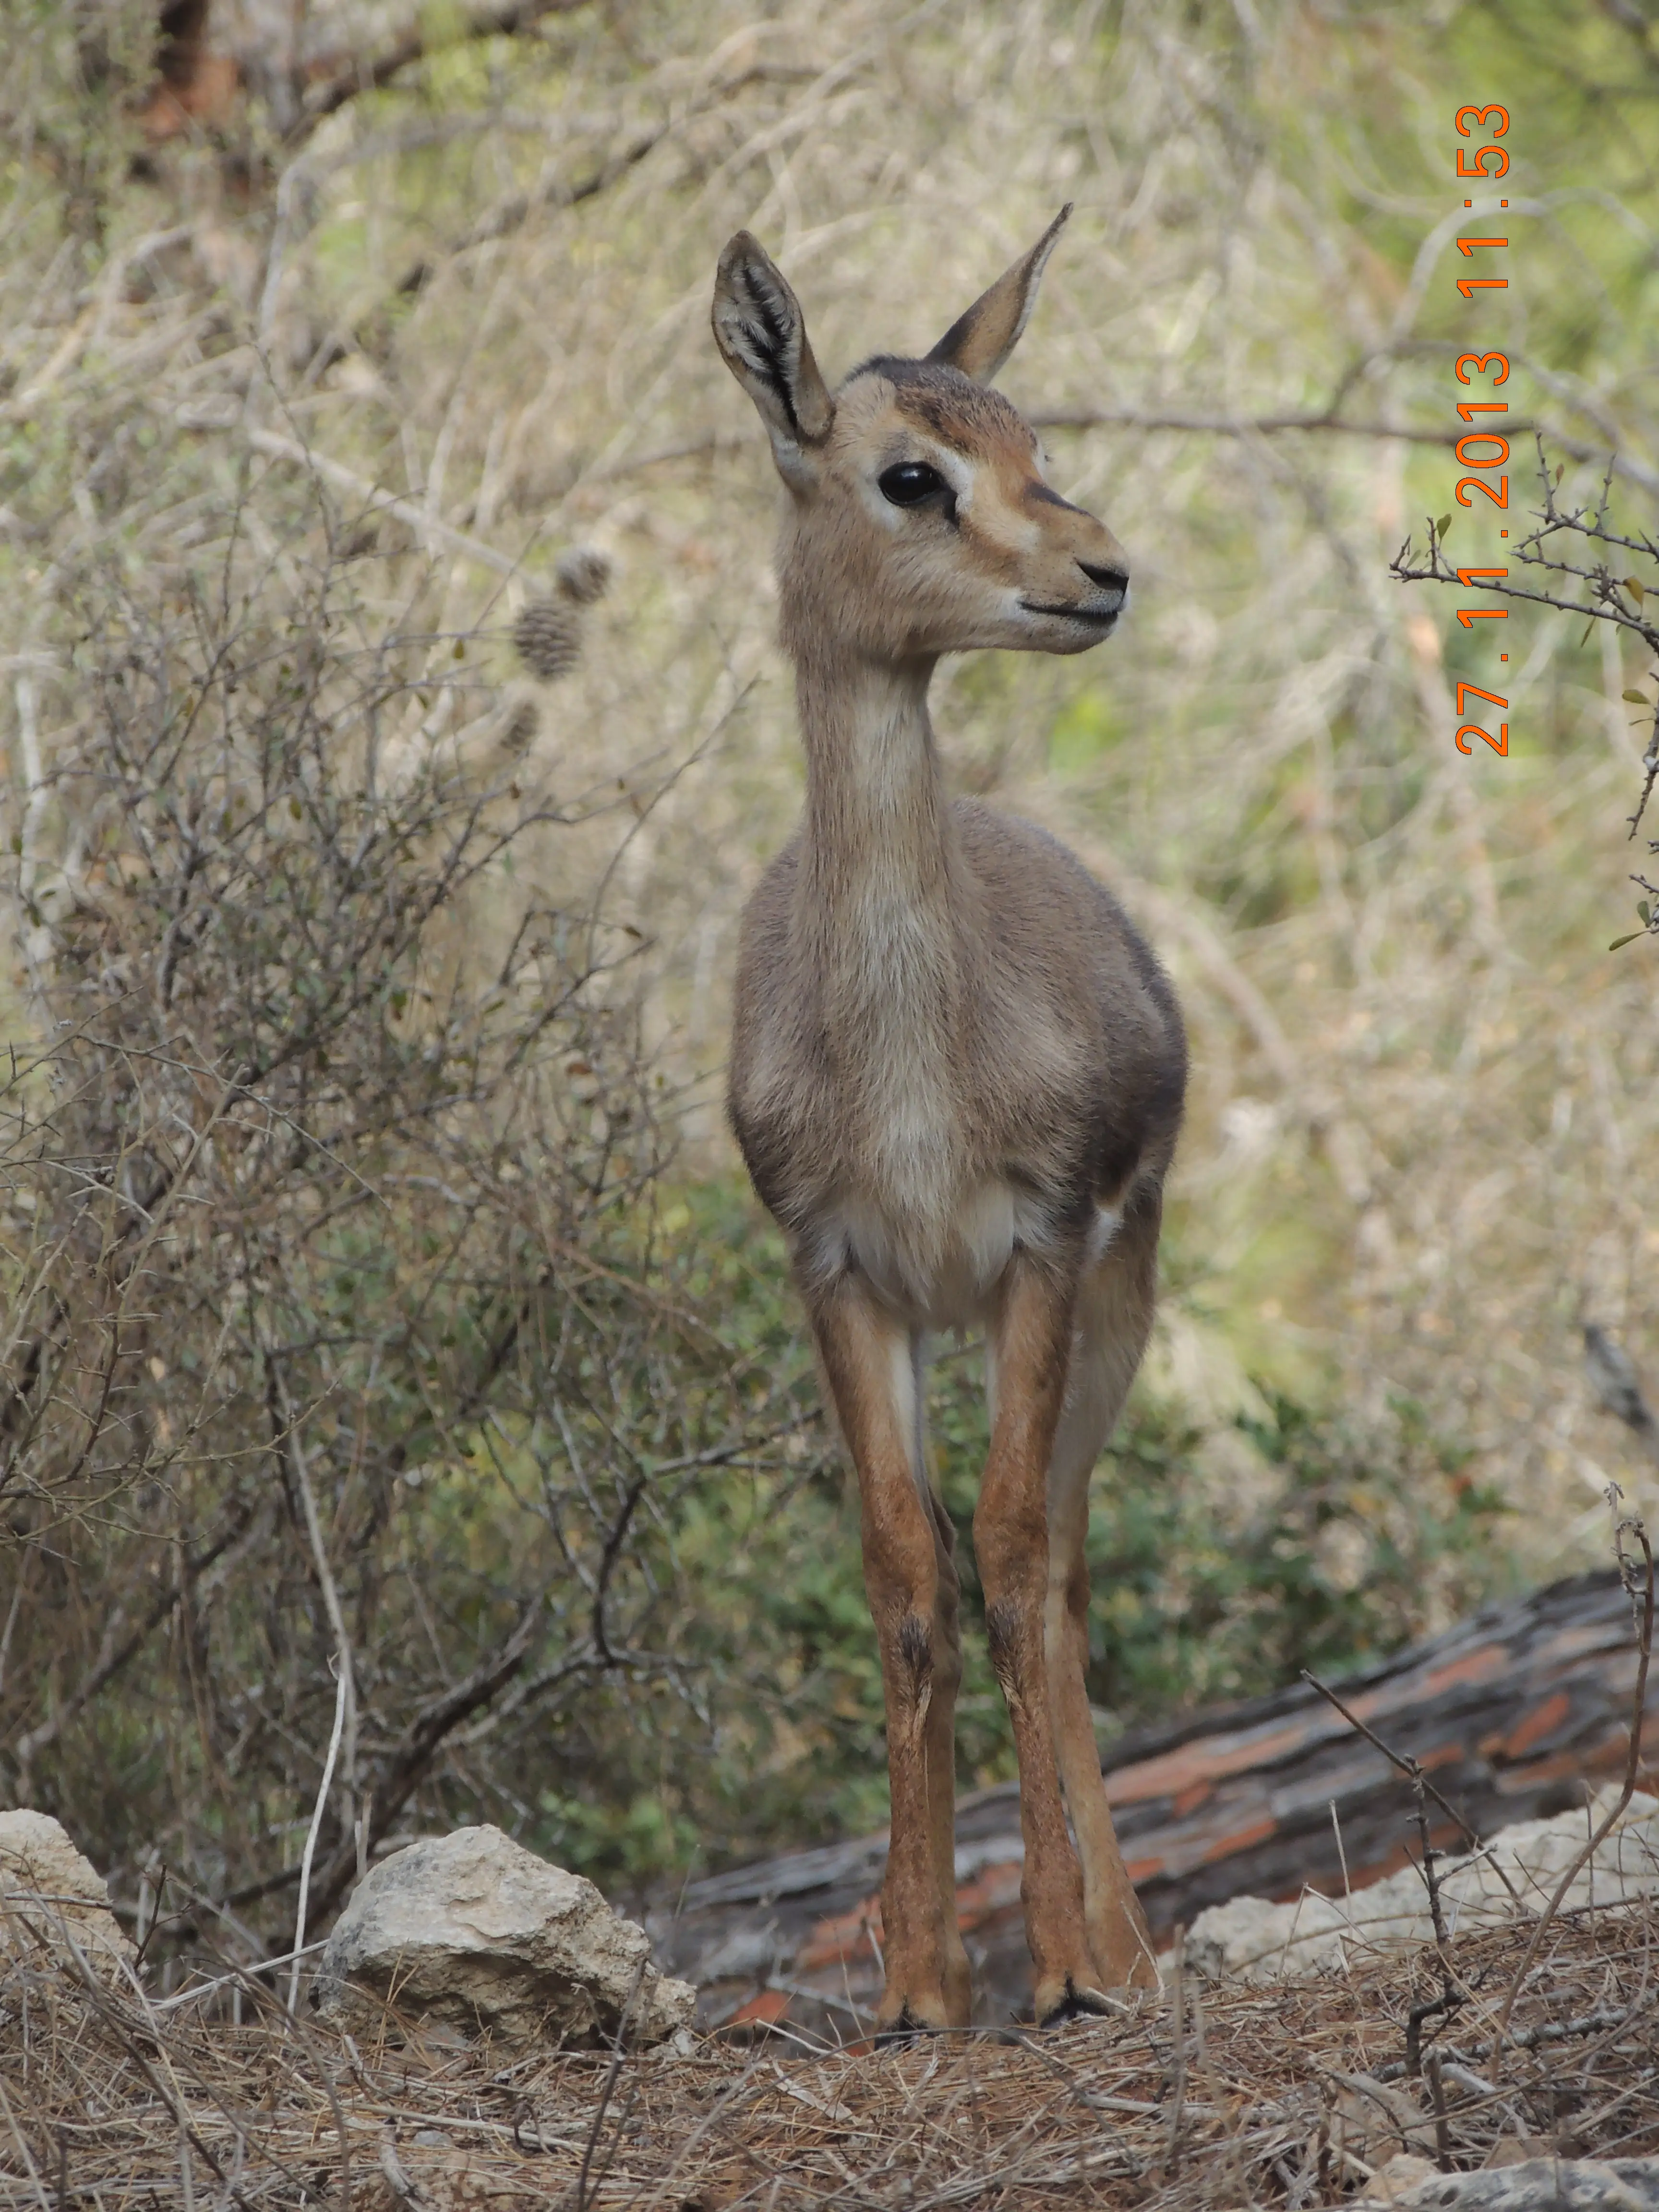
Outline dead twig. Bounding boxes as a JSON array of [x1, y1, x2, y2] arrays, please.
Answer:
[[1493, 1506, 1654, 2056], [574, 1955, 649, 2212], [1165, 1922, 1188, 2181], [1300, 1671, 1483, 1854]]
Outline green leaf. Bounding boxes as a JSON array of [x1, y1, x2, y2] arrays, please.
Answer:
[[1640, 901, 1653, 926], [1609, 932, 1644, 950], [1623, 577, 1645, 604], [1625, 689, 1652, 704], [1580, 620, 1595, 648], [1435, 513, 1453, 539]]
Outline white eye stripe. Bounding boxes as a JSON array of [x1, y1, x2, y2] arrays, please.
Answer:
[[877, 440, 974, 486], [898, 456, 975, 501], [939, 453, 977, 501]]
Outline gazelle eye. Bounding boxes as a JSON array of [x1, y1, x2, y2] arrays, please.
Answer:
[[878, 461, 948, 507]]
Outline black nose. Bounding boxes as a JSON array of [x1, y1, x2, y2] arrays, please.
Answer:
[[1077, 560, 1129, 592]]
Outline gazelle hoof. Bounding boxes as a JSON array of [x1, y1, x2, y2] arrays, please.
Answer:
[[1036, 1977, 1122, 2029], [873, 2005, 942, 2049]]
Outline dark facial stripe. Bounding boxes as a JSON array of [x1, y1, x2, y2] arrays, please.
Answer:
[[1025, 481, 1086, 515]]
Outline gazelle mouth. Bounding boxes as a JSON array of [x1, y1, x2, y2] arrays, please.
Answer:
[[1019, 599, 1120, 625]]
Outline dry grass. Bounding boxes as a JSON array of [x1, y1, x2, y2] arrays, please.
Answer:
[[4, 1895, 1656, 2209]]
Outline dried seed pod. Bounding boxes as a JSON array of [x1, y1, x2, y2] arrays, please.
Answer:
[[500, 700, 539, 753], [554, 545, 613, 606], [513, 597, 583, 681]]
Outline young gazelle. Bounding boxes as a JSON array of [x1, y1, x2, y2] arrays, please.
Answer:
[[713, 209, 1186, 2033]]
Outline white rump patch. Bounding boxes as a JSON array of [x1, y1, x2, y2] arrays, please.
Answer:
[[832, 1176, 1058, 1334]]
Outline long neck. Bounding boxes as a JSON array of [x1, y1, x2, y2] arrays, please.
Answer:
[[792, 646, 961, 956], [787, 645, 978, 1087]]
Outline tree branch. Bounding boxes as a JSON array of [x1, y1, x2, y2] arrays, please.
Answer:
[[6, 1501, 256, 1788], [291, 0, 595, 142], [305, 1591, 580, 1922], [1032, 406, 1514, 445], [395, 124, 671, 296], [241, 427, 519, 574]]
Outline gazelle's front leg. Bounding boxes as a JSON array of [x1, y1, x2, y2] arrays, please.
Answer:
[[977, 1250, 1109, 2025], [810, 1283, 971, 2032]]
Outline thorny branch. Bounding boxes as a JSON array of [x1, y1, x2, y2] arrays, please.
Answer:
[[1300, 1670, 1488, 1856], [1301, 1669, 1485, 2076]]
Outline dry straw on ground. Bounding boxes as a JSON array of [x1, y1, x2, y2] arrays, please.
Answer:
[[2, 1893, 1656, 2209], [12, 1522, 1648, 2207]]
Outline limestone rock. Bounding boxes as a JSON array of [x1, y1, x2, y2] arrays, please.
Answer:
[[1371, 2155, 1443, 2203], [313, 1825, 696, 2049], [0, 1810, 135, 1979], [1358, 2158, 1659, 2212], [1185, 1786, 1659, 1984]]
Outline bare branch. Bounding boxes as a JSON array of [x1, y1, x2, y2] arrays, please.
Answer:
[[1034, 407, 1498, 445], [291, 0, 595, 142]]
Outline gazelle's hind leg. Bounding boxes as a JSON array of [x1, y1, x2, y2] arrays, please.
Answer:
[[911, 1333, 973, 2028], [1043, 1188, 1162, 1990]]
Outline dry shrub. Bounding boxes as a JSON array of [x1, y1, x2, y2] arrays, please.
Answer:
[[0, 468, 797, 1962]]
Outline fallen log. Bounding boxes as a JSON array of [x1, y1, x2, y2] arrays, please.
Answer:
[[647, 1569, 1653, 2035]]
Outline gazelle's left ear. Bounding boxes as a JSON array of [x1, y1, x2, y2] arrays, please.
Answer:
[[926, 205, 1072, 385]]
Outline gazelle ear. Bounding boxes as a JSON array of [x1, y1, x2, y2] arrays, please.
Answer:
[[926, 205, 1072, 385], [712, 232, 835, 489]]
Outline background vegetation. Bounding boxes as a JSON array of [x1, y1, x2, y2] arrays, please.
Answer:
[[2, 0, 1656, 1973]]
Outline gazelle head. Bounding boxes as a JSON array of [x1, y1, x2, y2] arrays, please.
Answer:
[[712, 206, 1130, 669]]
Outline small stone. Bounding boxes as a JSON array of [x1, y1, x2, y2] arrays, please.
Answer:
[[1375, 2158, 1659, 2212], [0, 1811, 136, 1980], [312, 1825, 696, 2050], [1374, 2154, 1442, 2203]]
